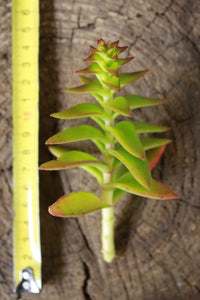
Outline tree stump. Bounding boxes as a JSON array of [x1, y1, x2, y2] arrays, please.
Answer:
[[1, 0, 200, 299]]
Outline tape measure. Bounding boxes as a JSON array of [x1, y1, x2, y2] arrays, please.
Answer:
[[12, 0, 41, 293]]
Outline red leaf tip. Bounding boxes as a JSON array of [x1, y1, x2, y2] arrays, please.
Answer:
[[117, 45, 128, 54], [111, 40, 119, 47], [89, 45, 97, 53], [48, 206, 61, 217]]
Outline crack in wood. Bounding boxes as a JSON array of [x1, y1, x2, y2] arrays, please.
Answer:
[[82, 261, 92, 300], [76, 219, 95, 256]]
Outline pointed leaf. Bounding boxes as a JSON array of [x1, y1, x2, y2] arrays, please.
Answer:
[[97, 39, 107, 51], [110, 40, 119, 47], [141, 137, 171, 150], [48, 145, 103, 183], [108, 147, 151, 189], [97, 38, 105, 46], [113, 189, 126, 202], [110, 172, 178, 200], [107, 121, 145, 159], [76, 63, 102, 74], [104, 61, 119, 77], [48, 145, 68, 158], [91, 116, 105, 128], [120, 70, 148, 88], [109, 54, 118, 60], [103, 96, 132, 117], [39, 151, 109, 172], [46, 125, 105, 145], [49, 191, 109, 217], [104, 66, 119, 78], [124, 95, 165, 109], [146, 145, 166, 170], [92, 138, 105, 153], [89, 45, 97, 53], [117, 57, 134, 67], [106, 44, 118, 57], [51, 103, 104, 119], [132, 121, 170, 133], [63, 80, 102, 94], [78, 75, 95, 84], [83, 52, 101, 62], [112, 157, 122, 171], [102, 75, 120, 92], [80, 166, 103, 184], [63, 78, 110, 97], [116, 45, 128, 54], [113, 165, 127, 181]]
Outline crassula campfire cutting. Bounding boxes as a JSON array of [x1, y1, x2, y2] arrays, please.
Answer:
[[40, 39, 178, 262]]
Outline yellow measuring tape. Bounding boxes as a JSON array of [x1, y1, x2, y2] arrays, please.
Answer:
[[12, 0, 41, 293]]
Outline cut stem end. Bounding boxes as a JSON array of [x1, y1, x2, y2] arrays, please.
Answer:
[[101, 206, 115, 263]]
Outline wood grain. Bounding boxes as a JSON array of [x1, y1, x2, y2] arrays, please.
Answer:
[[1, 0, 200, 299]]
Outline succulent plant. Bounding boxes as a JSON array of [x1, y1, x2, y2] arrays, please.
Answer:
[[40, 39, 178, 263]]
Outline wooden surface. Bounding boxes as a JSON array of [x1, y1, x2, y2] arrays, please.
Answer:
[[1, 0, 200, 299]]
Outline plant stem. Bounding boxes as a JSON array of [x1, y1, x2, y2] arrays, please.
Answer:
[[101, 115, 115, 262], [101, 206, 115, 262], [101, 172, 115, 262]]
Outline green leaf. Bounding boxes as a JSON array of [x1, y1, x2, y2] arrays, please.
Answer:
[[51, 103, 104, 119], [91, 117, 106, 131], [120, 70, 148, 88], [46, 125, 106, 145], [113, 157, 122, 170], [132, 121, 170, 133], [106, 42, 119, 56], [110, 172, 178, 200], [140, 137, 171, 150], [80, 166, 103, 184], [48, 145, 103, 183], [92, 139, 105, 153], [84, 52, 101, 62], [146, 145, 166, 170], [103, 96, 132, 117], [116, 57, 134, 67], [115, 45, 128, 54], [48, 145, 68, 158], [39, 151, 110, 172], [78, 75, 95, 84], [49, 191, 109, 217], [113, 189, 126, 202], [63, 80, 102, 94], [102, 75, 120, 92], [107, 121, 145, 159], [97, 52, 116, 64], [76, 63, 102, 74], [113, 165, 127, 181], [108, 147, 151, 189], [124, 95, 165, 109], [104, 61, 119, 77]]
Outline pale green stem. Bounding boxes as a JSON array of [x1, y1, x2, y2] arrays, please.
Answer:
[[101, 117, 116, 262], [101, 172, 115, 262]]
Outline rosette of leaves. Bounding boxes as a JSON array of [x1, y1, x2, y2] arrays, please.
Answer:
[[40, 39, 178, 263]]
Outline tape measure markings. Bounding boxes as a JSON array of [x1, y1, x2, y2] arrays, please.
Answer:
[[12, 0, 41, 292]]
